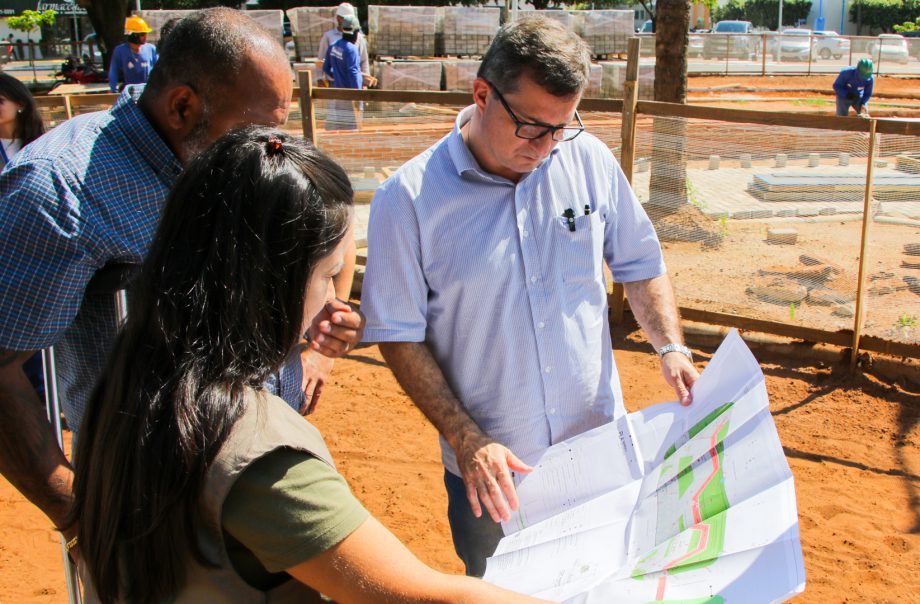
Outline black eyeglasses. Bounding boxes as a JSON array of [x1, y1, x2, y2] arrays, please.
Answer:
[[484, 79, 584, 142]]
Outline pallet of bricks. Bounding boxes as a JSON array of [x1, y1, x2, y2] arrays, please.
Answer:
[[441, 7, 500, 57], [288, 6, 336, 61], [599, 62, 655, 99], [443, 60, 480, 92], [369, 5, 438, 57], [376, 60, 443, 91], [579, 10, 634, 57], [137, 9, 285, 46]]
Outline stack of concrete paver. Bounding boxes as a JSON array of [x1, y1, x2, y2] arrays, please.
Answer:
[[443, 60, 481, 92], [585, 63, 604, 98], [599, 61, 655, 99], [137, 9, 285, 46], [288, 6, 336, 60], [376, 61, 443, 91], [441, 7, 500, 56], [578, 10, 634, 56], [369, 5, 439, 57], [531, 9, 575, 31]]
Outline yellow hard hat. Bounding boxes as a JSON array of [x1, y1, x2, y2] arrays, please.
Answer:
[[124, 16, 152, 35]]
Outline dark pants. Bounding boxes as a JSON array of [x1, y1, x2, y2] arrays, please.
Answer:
[[443, 469, 505, 577], [836, 97, 860, 116], [23, 351, 45, 400]]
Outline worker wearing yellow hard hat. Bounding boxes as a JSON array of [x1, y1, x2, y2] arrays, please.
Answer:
[[109, 16, 158, 92], [124, 15, 153, 35]]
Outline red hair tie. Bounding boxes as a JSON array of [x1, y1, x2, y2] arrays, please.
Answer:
[[267, 135, 284, 156]]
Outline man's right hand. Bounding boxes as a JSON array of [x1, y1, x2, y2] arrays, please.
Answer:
[[456, 431, 533, 523]]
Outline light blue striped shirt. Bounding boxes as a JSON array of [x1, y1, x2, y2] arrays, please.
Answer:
[[362, 106, 666, 476]]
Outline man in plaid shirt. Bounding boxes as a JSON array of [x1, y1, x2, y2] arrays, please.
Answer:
[[0, 9, 361, 550]]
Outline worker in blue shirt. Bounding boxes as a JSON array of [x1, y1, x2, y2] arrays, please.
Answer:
[[109, 16, 158, 93], [833, 58, 874, 117], [322, 14, 362, 130]]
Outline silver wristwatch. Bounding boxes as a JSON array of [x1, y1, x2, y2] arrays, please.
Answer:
[[656, 343, 693, 363]]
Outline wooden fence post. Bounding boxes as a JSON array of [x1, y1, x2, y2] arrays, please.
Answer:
[[610, 37, 641, 325], [850, 118, 878, 369], [298, 69, 317, 144]]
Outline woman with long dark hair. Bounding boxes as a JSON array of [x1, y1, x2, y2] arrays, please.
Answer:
[[0, 72, 44, 165], [68, 127, 541, 603]]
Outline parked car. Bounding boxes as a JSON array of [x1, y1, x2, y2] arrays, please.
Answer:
[[812, 30, 849, 60], [768, 28, 813, 61], [898, 30, 920, 60], [688, 33, 705, 57], [703, 20, 759, 60], [637, 19, 704, 57], [868, 33, 910, 64]]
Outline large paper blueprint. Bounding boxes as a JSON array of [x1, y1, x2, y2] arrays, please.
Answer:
[[483, 330, 806, 603]]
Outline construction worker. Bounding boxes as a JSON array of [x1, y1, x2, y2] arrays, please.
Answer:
[[317, 3, 371, 85], [833, 58, 874, 117], [108, 15, 158, 93], [323, 14, 362, 130]]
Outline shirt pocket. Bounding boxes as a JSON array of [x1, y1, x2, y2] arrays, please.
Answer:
[[554, 210, 604, 285]]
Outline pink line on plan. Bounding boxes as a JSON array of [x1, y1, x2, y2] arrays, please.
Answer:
[[655, 419, 727, 601]]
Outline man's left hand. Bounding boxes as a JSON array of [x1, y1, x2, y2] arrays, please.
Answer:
[[300, 348, 335, 415], [661, 352, 699, 407], [307, 298, 364, 358]]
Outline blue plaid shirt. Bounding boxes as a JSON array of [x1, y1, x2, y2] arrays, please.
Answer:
[[0, 87, 303, 435]]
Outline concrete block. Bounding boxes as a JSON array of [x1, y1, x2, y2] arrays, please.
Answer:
[[905, 243, 920, 256], [747, 276, 808, 304], [636, 158, 650, 173], [874, 159, 888, 168], [819, 207, 837, 216], [832, 303, 855, 318], [796, 207, 820, 217], [740, 154, 752, 168], [775, 153, 787, 168], [838, 152, 850, 166], [709, 155, 721, 170], [766, 228, 798, 245], [774, 208, 797, 218], [730, 210, 753, 220], [364, 167, 376, 179], [807, 153, 820, 167], [807, 289, 855, 306], [749, 209, 774, 219]]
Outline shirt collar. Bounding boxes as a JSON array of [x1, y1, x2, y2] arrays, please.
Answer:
[[447, 104, 559, 184], [110, 85, 183, 186]]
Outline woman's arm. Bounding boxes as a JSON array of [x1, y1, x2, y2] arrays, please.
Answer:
[[287, 516, 548, 604]]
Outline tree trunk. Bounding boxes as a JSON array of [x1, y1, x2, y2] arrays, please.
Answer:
[[648, 0, 690, 215], [77, 0, 128, 69]]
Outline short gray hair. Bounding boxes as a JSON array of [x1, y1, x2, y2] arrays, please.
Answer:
[[477, 15, 592, 96]]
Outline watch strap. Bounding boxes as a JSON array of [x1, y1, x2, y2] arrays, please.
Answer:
[[656, 343, 693, 362]]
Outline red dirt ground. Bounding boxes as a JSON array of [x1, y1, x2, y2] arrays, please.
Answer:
[[1, 324, 917, 603]]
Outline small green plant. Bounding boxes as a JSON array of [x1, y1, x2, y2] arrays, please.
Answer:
[[895, 314, 917, 329], [687, 179, 707, 212], [719, 215, 729, 237], [789, 303, 796, 321]]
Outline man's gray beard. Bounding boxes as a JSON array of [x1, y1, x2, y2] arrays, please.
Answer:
[[180, 114, 211, 162]]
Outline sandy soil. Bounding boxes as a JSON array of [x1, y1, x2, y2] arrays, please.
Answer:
[[1, 325, 917, 603]]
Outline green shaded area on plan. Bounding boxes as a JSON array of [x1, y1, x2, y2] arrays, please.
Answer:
[[665, 402, 734, 461]]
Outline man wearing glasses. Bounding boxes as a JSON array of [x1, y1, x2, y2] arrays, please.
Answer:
[[362, 16, 698, 576]]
